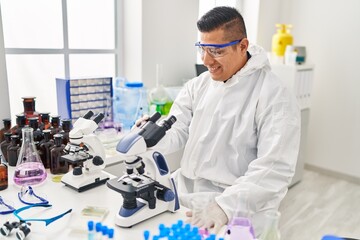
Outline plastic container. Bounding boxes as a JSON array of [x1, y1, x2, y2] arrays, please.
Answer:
[[113, 80, 149, 132], [272, 24, 293, 57]]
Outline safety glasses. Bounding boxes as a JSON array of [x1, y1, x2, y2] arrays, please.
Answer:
[[1, 204, 72, 240], [0, 197, 15, 215], [13, 204, 72, 226], [18, 186, 49, 205], [195, 39, 242, 58]]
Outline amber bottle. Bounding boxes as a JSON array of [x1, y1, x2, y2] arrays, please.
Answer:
[[50, 134, 69, 174], [7, 135, 20, 167], [10, 114, 26, 139], [60, 119, 72, 145], [50, 115, 61, 137], [0, 132, 12, 163], [39, 112, 51, 131], [0, 155, 8, 190], [28, 117, 43, 143], [22, 96, 39, 124], [0, 118, 12, 143], [39, 130, 54, 169]]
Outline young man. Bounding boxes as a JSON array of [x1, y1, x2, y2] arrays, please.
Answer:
[[139, 6, 300, 235]]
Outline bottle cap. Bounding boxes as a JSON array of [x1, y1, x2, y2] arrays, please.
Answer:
[[125, 82, 143, 88], [87, 220, 94, 231]]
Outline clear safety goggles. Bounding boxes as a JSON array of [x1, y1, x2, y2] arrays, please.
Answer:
[[195, 39, 242, 58], [18, 186, 49, 205]]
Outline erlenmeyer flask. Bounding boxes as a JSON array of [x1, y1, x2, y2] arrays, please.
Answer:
[[149, 63, 171, 115], [259, 210, 281, 240], [226, 189, 256, 240], [13, 127, 47, 186]]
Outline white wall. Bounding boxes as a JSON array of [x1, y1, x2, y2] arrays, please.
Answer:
[[0, 6, 11, 120], [124, 0, 199, 88], [258, 0, 360, 178]]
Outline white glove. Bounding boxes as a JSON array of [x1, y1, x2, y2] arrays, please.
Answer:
[[186, 202, 228, 233], [131, 114, 150, 130]]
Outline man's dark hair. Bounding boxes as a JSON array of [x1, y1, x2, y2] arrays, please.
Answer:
[[197, 6, 247, 41]]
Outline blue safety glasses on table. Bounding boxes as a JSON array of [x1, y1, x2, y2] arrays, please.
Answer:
[[13, 204, 72, 226], [195, 39, 242, 58], [0, 197, 15, 215], [1, 204, 72, 240], [18, 186, 49, 205]]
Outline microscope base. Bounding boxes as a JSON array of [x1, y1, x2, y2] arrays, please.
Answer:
[[114, 200, 176, 227], [61, 171, 110, 192]]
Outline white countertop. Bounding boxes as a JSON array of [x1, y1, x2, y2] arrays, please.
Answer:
[[0, 166, 188, 240]]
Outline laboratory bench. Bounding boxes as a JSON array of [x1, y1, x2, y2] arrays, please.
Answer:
[[0, 166, 188, 240]]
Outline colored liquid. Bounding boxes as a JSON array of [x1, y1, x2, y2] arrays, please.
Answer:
[[13, 162, 47, 186]]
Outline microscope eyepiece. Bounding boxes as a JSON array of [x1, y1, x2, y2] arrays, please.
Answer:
[[83, 111, 94, 119], [160, 115, 177, 131], [148, 112, 161, 123], [93, 113, 105, 124]]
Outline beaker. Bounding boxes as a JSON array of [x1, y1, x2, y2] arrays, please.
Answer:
[[13, 127, 47, 186], [259, 210, 281, 240]]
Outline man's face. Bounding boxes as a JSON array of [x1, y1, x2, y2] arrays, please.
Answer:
[[199, 28, 248, 81]]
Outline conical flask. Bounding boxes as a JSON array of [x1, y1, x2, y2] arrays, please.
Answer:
[[259, 210, 281, 240], [13, 127, 47, 186], [226, 189, 256, 240]]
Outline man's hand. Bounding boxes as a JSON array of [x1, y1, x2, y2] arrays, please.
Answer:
[[132, 114, 150, 130], [186, 202, 228, 233]]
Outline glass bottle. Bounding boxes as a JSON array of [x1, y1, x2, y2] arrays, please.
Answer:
[[259, 210, 281, 240], [60, 119, 72, 145], [0, 154, 8, 190], [50, 134, 69, 174], [7, 135, 20, 167], [28, 117, 43, 143], [50, 115, 61, 137], [38, 130, 54, 169], [0, 132, 12, 163], [0, 118, 12, 143], [14, 127, 47, 186], [39, 112, 51, 131], [10, 114, 26, 139], [22, 96, 39, 124]]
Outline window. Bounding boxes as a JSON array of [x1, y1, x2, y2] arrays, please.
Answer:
[[0, 0, 122, 118]]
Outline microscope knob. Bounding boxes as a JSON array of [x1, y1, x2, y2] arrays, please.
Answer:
[[73, 167, 83, 176], [157, 189, 175, 202], [92, 156, 104, 166]]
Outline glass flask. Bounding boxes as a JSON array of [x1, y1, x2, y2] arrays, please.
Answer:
[[259, 210, 281, 240], [13, 127, 47, 186], [226, 189, 256, 240]]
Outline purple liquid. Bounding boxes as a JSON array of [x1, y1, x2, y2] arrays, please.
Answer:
[[13, 162, 47, 186]]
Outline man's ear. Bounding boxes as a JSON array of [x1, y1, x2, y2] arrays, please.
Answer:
[[240, 38, 249, 53]]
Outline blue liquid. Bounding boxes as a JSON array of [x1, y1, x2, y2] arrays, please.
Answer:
[[13, 162, 47, 186]]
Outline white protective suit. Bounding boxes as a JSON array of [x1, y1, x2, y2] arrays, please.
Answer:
[[155, 44, 301, 234]]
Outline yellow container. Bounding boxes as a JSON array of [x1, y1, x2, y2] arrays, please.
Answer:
[[272, 24, 293, 56]]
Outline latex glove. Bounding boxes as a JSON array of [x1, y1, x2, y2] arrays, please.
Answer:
[[186, 202, 228, 233], [131, 114, 150, 130]]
